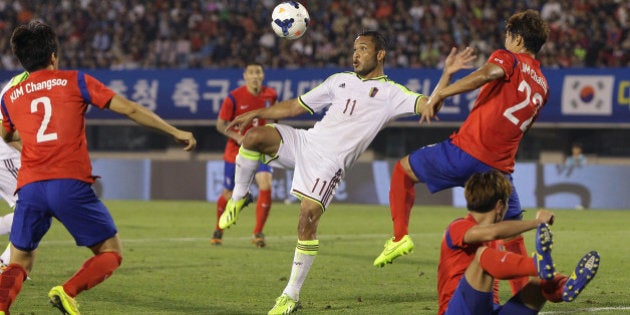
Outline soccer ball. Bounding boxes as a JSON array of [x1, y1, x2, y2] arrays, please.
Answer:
[[271, 1, 310, 40]]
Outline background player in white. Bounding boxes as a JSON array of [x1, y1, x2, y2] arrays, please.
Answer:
[[221, 31, 475, 314], [0, 72, 28, 267]]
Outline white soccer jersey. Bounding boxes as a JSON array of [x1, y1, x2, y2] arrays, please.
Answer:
[[0, 77, 22, 161], [298, 72, 422, 168], [0, 74, 25, 208]]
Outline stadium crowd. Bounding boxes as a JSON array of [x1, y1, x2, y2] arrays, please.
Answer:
[[0, 0, 628, 70]]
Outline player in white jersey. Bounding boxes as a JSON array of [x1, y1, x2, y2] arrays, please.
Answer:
[[0, 72, 28, 266], [220, 31, 475, 314]]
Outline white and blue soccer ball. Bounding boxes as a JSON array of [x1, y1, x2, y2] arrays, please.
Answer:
[[271, 1, 310, 40]]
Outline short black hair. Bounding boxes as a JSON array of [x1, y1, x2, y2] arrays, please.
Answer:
[[357, 30, 387, 52], [11, 20, 59, 72], [245, 62, 264, 70]]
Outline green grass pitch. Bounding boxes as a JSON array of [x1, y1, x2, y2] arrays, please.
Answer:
[[3, 200, 628, 314]]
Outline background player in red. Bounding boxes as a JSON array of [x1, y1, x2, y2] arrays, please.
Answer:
[[374, 9, 550, 295], [0, 20, 196, 314], [211, 62, 277, 247], [438, 170, 599, 314]]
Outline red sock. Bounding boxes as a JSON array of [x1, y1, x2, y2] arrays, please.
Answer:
[[254, 189, 271, 234], [389, 161, 415, 241], [541, 274, 568, 303], [479, 247, 537, 279], [503, 236, 530, 294], [215, 195, 227, 230], [63, 252, 122, 297], [0, 263, 27, 311]]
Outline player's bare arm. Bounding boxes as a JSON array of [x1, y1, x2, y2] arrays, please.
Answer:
[[434, 62, 505, 103], [426, 62, 504, 118], [463, 209, 554, 244], [227, 98, 306, 131], [216, 118, 244, 145], [0, 128, 11, 144], [0, 124, 18, 146], [420, 47, 476, 124], [107, 94, 197, 151]]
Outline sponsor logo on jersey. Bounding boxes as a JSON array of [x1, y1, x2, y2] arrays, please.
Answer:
[[369, 87, 379, 97], [561, 75, 613, 116]]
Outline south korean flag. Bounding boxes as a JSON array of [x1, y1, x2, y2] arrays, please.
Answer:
[[561, 75, 614, 115]]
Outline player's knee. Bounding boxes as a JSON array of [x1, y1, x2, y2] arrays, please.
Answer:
[[242, 127, 265, 148], [242, 127, 280, 153]]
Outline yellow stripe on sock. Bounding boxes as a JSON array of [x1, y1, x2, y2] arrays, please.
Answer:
[[296, 239, 319, 255], [238, 146, 261, 161]]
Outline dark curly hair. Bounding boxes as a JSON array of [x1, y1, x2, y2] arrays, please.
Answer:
[[11, 20, 59, 72], [506, 9, 549, 54], [465, 170, 513, 213]]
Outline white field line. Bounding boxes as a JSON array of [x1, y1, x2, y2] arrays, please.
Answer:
[[37, 233, 410, 245]]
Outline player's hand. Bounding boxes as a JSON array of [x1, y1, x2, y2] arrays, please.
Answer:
[[235, 134, 245, 146], [444, 47, 476, 75], [419, 95, 447, 124], [418, 98, 440, 124], [174, 130, 197, 151], [535, 209, 555, 225], [227, 110, 259, 132]]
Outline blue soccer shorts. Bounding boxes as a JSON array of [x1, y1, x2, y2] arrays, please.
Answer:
[[445, 275, 495, 315], [223, 161, 272, 190], [408, 139, 523, 220], [445, 276, 537, 315], [11, 179, 117, 251]]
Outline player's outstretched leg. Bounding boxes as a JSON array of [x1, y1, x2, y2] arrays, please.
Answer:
[[49, 286, 80, 315], [219, 192, 253, 229], [373, 235, 414, 267], [563, 251, 600, 302], [533, 223, 555, 280], [268, 294, 300, 314]]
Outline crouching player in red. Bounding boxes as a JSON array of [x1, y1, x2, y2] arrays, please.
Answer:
[[439, 170, 599, 314], [0, 21, 196, 314]]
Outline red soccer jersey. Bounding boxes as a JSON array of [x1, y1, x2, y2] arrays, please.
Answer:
[[1, 70, 115, 190], [451, 49, 548, 173], [218, 85, 277, 162], [437, 215, 483, 315]]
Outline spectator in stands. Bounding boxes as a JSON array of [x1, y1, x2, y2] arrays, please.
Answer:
[[0, 0, 627, 70], [565, 142, 587, 168]]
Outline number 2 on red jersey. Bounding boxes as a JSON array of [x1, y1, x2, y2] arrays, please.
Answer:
[[30, 96, 58, 142]]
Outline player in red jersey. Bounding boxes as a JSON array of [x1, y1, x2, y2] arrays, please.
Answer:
[[375, 9, 549, 294], [0, 21, 196, 314], [210, 62, 277, 247], [438, 170, 599, 315]]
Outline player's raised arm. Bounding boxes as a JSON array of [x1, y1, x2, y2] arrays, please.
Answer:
[[420, 47, 476, 124], [427, 58, 504, 115], [107, 94, 197, 151], [227, 98, 306, 132]]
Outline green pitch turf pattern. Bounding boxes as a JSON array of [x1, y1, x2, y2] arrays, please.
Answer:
[[1, 201, 627, 314]]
